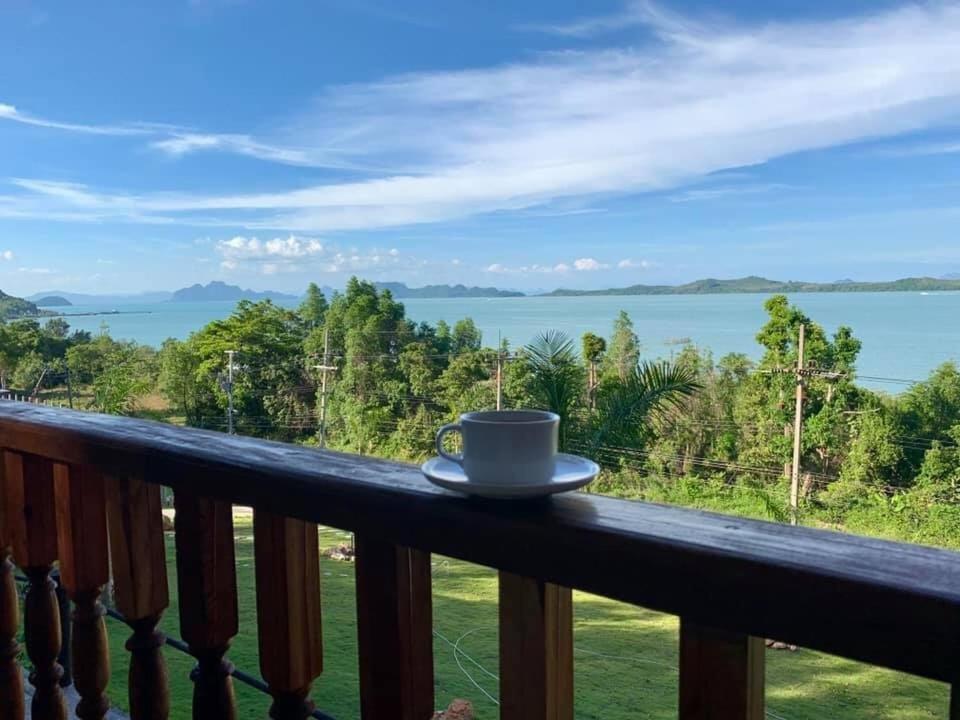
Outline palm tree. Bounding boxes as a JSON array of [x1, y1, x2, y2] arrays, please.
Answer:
[[584, 360, 701, 462], [525, 331, 585, 449]]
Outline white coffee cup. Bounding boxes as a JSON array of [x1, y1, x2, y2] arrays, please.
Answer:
[[436, 410, 559, 485]]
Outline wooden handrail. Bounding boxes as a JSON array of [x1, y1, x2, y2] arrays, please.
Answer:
[[1, 402, 960, 719]]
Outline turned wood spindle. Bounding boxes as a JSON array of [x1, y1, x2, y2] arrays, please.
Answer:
[[5, 451, 67, 720], [105, 471, 170, 720], [254, 511, 323, 720], [174, 490, 238, 720], [54, 463, 111, 720], [0, 450, 25, 720], [0, 546, 25, 720]]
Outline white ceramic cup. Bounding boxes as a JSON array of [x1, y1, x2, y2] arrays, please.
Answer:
[[436, 409, 559, 485]]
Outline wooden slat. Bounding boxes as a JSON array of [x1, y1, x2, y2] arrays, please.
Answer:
[[174, 490, 238, 720], [355, 536, 434, 719], [0, 452, 25, 720], [6, 452, 67, 720], [254, 511, 322, 720], [105, 472, 169, 720], [54, 463, 111, 720], [498, 572, 573, 720], [3, 404, 960, 682], [679, 620, 764, 720]]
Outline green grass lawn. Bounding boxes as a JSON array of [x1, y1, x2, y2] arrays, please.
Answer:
[[93, 516, 948, 719]]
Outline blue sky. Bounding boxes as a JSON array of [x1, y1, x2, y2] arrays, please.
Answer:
[[2, 0, 960, 295]]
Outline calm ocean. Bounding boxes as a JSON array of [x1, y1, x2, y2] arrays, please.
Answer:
[[51, 292, 960, 390]]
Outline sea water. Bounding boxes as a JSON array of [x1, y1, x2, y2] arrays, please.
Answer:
[[50, 292, 960, 389]]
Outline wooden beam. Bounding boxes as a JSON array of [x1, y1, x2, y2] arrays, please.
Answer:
[[679, 620, 764, 720], [254, 511, 322, 720], [355, 536, 434, 719], [499, 572, 573, 720]]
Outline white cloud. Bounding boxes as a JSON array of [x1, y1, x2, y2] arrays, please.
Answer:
[[0, 250, 13, 261], [17, 267, 54, 274], [215, 234, 429, 275], [618, 258, 651, 269], [7, 2, 960, 231], [573, 257, 609, 271]]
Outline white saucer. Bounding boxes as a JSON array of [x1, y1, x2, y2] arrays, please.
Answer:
[[421, 453, 599, 499]]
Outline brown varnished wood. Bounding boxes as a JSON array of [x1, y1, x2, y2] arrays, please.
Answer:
[[0, 547, 24, 720], [354, 536, 434, 719], [5, 453, 66, 720], [2, 404, 960, 682], [498, 572, 573, 720], [174, 490, 238, 720], [105, 472, 169, 720], [679, 620, 765, 720], [253, 511, 322, 720], [23, 566, 66, 720], [53, 463, 111, 720], [0, 452, 25, 720]]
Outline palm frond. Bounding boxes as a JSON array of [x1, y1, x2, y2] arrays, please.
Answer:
[[586, 360, 701, 458]]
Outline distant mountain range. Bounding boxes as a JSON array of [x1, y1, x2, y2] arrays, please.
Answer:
[[545, 276, 960, 296], [34, 295, 72, 307], [171, 281, 299, 303], [373, 282, 524, 298]]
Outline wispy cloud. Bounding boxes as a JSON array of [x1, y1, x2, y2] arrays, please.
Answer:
[[6, 2, 960, 232], [872, 139, 960, 157], [668, 183, 791, 203], [0, 103, 152, 136]]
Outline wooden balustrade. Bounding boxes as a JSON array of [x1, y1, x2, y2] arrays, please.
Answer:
[[1, 402, 960, 720]]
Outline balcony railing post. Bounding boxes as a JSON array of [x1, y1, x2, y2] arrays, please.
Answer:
[[105, 471, 170, 720], [354, 536, 434, 719], [53, 463, 111, 720], [0, 451, 25, 720], [498, 572, 573, 720], [174, 490, 239, 720], [678, 619, 765, 720], [4, 451, 67, 720], [253, 511, 323, 720]]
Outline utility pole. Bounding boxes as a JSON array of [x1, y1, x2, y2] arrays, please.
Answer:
[[65, 367, 74, 409], [313, 328, 337, 448], [224, 350, 236, 435], [789, 324, 805, 525]]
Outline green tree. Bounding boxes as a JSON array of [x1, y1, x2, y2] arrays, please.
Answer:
[[191, 300, 310, 438], [91, 344, 152, 415], [158, 338, 207, 425], [586, 360, 700, 462], [603, 311, 640, 382], [582, 332, 606, 364], [299, 282, 328, 329]]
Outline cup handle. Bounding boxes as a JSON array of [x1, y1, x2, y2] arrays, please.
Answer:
[[436, 423, 463, 465]]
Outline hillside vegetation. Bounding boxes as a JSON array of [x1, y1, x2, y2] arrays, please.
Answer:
[[547, 275, 960, 296], [0, 289, 45, 320]]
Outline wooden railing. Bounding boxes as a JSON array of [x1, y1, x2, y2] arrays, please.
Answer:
[[1, 402, 959, 719]]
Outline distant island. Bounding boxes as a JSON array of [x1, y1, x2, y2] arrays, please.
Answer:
[[374, 282, 524, 299], [171, 282, 299, 303], [33, 295, 73, 307], [0, 290, 48, 320], [545, 276, 960, 296]]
